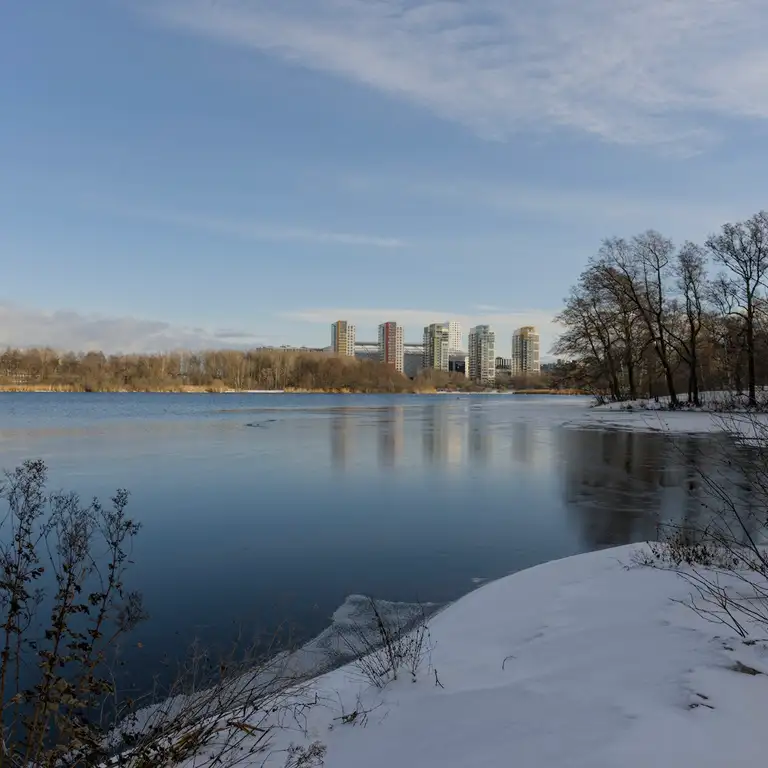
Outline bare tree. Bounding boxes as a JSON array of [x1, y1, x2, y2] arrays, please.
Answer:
[[706, 211, 768, 406], [594, 232, 679, 405], [671, 242, 707, 405]]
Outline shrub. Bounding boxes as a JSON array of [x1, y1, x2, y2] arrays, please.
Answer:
[[0, 461, 321, 767], [334, 599, 434, 690]]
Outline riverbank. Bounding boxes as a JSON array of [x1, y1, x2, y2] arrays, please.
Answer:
[[0, 384, 585, 395], [0, 384, 227, 393], [204, 545, 768, 767], [578, 391, 768, 434]]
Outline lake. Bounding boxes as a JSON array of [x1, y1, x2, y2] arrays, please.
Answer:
[[0, 393, 724, 691]]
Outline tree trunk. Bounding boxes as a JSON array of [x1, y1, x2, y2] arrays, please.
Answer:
[[747, 303, 757, 407], [627, 359, 637, 400], [689, 352, 700, 406]]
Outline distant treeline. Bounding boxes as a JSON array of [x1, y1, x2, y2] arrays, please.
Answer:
[[0, 348, 419, 393]]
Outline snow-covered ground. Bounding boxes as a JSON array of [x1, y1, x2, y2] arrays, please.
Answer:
[[573, 392, 768, 435], [201, 546, 768, 767]]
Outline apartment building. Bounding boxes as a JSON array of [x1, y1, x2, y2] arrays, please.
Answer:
[[511, 326, 541, 375], [330, 320, 356, 356], [446, 321, 463, 353], [468, 325, 496, 383], [378, 321, 404, 373], [422, 323, 450, 371]]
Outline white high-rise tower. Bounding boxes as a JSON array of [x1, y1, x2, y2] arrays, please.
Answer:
[[446, 321, 462, 353], [511, 326, 540, 375], [423, 324, 450, 371], [468, 325, 496, 383]]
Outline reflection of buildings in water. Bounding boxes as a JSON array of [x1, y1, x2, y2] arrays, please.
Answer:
[[423, 403, 465, 465], [377, 405, 405, 468], [446, 415, 465, 465], [511, 420, 533, 465], [468, 406, 492, 463], [330, 407, 354, 468], [559, 428, 726, 549]]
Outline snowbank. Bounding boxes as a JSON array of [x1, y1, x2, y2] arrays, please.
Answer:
[[576, 392, 768, 435], [218, 546, 768, 767], [580, 406, 725, 434]]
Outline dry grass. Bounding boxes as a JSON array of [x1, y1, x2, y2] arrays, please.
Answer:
[[0, 384, 226, 394], [513, 388, 589, 395]]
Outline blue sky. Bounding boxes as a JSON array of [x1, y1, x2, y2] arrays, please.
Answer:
[[2, 0, 768, 355]]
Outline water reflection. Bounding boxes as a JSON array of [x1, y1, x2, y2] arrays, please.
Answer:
[[511, 420, 533, 465], [377, 405, 404, 468], [330, 407, 354, 468], [422, 402, 465, 466], [557, 427, 735, 549], [468, 405, 493, 464]]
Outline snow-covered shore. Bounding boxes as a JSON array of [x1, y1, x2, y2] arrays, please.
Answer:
[[578, 405, 730, 434], [572, 392, 768, 435], [223, 546, 768, 767]]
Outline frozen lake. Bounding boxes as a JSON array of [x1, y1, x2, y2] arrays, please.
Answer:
[[0, 392, 726, 689]]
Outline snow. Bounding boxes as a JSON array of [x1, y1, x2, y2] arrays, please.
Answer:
[[573, 392, 768, 436], [196, 546, 768, 767], [580, 406, 726, 434], [275, 594, 442, 680]]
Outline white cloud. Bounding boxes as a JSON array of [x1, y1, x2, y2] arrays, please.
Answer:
[[280, 307, 562, 356], [104, 206, 406, 249], [146, 0, 768, 149], [0, 303, 267, 353]]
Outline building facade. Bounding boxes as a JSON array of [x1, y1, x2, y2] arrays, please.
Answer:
[[378, 321, 404, 373], [422, 323, 450, 371], [446, 321, 463, 353], [511, 326, 541, 375], [331, 320, 356, 356], [468, 325, 496, 383]]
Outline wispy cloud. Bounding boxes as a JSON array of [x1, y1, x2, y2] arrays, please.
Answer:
[[338, 171, 753, 237], [280, 307, 562, 355], [108, 207, 406, 249], [145, 0, 768, 150], [0, 303, 268, 353]]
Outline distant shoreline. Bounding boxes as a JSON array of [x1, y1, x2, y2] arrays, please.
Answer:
[[0, 385, 587, 396]]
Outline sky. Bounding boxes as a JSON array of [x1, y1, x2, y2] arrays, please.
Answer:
[[2, 0, 768, 357]]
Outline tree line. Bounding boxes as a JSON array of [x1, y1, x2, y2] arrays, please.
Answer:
[[554, 209, 768, 406], [0, 347, 416, 393]]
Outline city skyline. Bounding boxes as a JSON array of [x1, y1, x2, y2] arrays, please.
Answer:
[[333, 315, 539, 381]]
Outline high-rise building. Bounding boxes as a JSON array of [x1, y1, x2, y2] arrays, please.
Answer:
[[423, 323, 450, 371], [468, 325, 496, 383], [511, 326, 541, 375], [445, 321, 463, 353], [378, 322, 404, 373], [331, 320, 356, 356]]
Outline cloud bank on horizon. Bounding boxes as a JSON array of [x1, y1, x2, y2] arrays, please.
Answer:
[[0, 304, 268, 354], [147, 0, 768, 152]]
